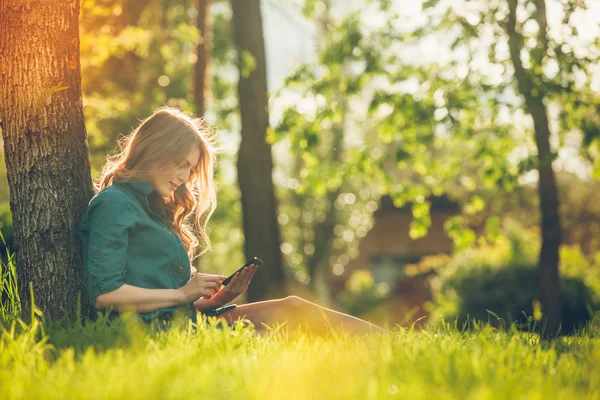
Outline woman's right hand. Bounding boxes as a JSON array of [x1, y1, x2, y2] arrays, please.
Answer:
[[178, 273, 222, 303]]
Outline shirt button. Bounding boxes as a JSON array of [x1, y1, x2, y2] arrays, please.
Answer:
[[178, 265, 183, 271]]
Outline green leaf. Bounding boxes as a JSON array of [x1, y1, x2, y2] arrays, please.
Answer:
[[485, 216, 501, 243], [240, 50, 256, 78], [592, 157, 600, 180], [464, 195, 485, 216]]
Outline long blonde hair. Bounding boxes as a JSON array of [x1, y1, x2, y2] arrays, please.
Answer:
[[96, 106, 220, 261]]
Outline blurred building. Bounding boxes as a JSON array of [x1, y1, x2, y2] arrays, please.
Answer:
[[330, 195, 460, 328]]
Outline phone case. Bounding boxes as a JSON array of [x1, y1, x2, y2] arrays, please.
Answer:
[[222, 257, 263, 286], [203, 304, 237, 316]]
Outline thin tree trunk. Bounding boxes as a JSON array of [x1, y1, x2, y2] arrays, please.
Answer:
[[506, 0, 562, 337], [303, 2, 343, 307], [194, 0, 212, 117], [191, 0, 213, 272], [109, 0, 154, 91], [231, 0, 286, 301], [306, 191, 338, 307], [0, 0, 94, 320], [306, 116, 346, 308]]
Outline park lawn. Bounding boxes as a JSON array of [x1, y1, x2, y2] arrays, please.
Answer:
[[0, 313, 599, 400]]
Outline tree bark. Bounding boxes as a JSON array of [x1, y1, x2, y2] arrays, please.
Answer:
[[231, 0, 286, 301], [0, 0, 94, 320], [194, 0, 212, 117], [506, 0, 562, 337]]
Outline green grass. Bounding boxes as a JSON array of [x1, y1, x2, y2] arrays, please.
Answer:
[[0, 310, 599, 400], [1, 241, 599, 399]]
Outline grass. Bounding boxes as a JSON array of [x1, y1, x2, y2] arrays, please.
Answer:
[[0, 230, 20, 321], [0, 309, 599, 400], [1, 240, 599, 399]]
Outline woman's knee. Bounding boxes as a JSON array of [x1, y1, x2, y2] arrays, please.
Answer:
[[283, 295, 311, 310]]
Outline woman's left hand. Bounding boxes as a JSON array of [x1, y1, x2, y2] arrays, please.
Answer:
[[206, 263, 259, 308]]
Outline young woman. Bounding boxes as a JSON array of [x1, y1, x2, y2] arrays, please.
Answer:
[[80, 106, 390, 337]]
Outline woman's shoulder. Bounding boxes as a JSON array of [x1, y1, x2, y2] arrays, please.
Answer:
[[80, 185, 139, 229], [87, 184, 137, 213]]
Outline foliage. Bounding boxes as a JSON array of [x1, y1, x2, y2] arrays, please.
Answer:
[[200, 173, 245, 274], [0, 231, 19, 320], [268, 4, 390, 297], [456, 170, 600, 256], [80, 0, 201, 177], [0, 136, 10, 260], [268, 0, 536, 292], [0, 202, 12, 260], [266, 0, 600, 307], [336, 268, 391, 315], [0, 136, 8, 203], [429, 219, 600, 333]]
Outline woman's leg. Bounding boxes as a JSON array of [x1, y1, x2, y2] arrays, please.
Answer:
[[217, 296, 390, 337]]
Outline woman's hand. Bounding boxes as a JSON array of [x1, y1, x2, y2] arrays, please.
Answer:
[[207, 263, 259, 308], [178, 273, 223, 304]]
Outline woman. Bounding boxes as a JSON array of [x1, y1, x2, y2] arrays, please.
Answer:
[[80, 106, 390, 337]]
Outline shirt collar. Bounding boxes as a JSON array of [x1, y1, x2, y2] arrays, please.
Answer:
[[113, 179, 167, 220], [114, 179, 156, 198]]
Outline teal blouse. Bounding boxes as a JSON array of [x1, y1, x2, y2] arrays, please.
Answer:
[[79, 179, 197, 324]]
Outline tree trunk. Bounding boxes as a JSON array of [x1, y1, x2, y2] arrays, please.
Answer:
[[231, 0, 286, 301], [104, 0, 154, 92], [306, 203, 337, 307], [529, 103, 563, 337], [194, 0, 212, 117], [506, 0, 562, 337], [0, 0, 94, 320], [302, 4, 343, 307], [191, 0, 213, 272], [306, 118, 346, 308]]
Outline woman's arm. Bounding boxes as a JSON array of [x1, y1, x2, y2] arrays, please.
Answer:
[[94, 284, 186, 313], [192, 297, 221, 312], [94, 273, 222, 313]]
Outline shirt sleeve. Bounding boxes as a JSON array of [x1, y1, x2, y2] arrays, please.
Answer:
[[84, 193, 134, 307]]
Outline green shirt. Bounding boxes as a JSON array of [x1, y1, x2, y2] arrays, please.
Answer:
[[79, 179, 196, 324]]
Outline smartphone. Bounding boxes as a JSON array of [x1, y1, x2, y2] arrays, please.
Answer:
[[201, 257, 263, 300], [203, 304, 237, 317], [221, 257, 263, 286]]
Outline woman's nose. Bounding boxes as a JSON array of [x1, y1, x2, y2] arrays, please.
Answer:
[[178, 171, 189, 184]]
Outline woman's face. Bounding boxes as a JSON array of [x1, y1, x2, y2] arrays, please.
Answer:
[[148, 145, 201, 197]]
